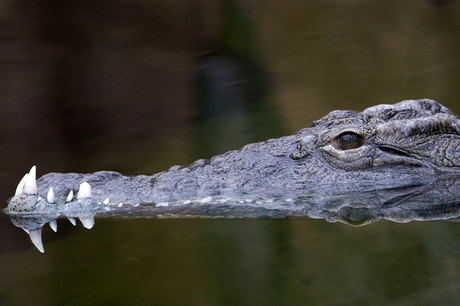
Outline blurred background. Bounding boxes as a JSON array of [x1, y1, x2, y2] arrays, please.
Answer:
[[1, 0, 459, 194], [1, 1, 460, 305]]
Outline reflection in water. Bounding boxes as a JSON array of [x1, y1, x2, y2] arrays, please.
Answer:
[[5, 170, 460, 252]]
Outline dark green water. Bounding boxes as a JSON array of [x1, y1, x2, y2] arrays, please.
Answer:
[[1, 1, 460, 305], [2, 218, 460, 305]]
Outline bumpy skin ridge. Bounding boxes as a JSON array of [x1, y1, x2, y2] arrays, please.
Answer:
[[20, 99, 460, 207]]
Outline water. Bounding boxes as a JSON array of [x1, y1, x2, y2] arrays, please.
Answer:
[[2, 217, 460, 305], [1, 1, 460, 305]]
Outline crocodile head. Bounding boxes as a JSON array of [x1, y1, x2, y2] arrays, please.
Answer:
[[6, 98, 460, 253], [292, 99, 460, 185]]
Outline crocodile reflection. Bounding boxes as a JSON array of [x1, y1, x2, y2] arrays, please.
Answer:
[[5, 174, 460, 253]]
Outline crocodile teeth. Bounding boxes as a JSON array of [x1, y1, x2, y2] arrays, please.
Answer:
[[23, 166, 37, 195], [66, 190, 74, 202], [68, 217, 76, 226], [200, 197, 212, 203], [79, 216, 95, 229], [49, 220, 57, 232], [28, 228, 44, 253], [47, 188, 55, 204], [103, 198, 109, 205], [77, 182, 91, 199], [15, 173, 28, 196]]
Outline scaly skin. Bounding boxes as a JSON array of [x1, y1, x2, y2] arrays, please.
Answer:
[[6, 98, 460, 252], [7, 99, 460, 211]]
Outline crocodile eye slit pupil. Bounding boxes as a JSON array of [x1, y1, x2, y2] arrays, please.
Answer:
[[337, 132, 364, 150]]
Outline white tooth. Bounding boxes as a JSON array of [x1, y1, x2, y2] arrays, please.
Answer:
[[15, 174, 28, 196], [28, 228, 44, 253], [103, 198, 109, 205], [66, 190, 74, 202], [23, 166, 37, 195], [47, 188, 55, 204], [199, 196, 212, 203], [79, 216, 95, 229], [77, 182, 92, 199], [68, 217, 76, 226], [49, 220, 57, 232]]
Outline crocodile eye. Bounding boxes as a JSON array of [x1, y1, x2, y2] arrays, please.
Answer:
[[336, 132, 364, 150]]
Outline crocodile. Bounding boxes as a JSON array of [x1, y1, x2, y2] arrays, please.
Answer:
[[7, 98, 460, 211], [5, 98, 460, 251]]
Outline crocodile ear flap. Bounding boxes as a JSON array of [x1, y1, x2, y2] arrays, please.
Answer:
[[291, 135, 317, 159]]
